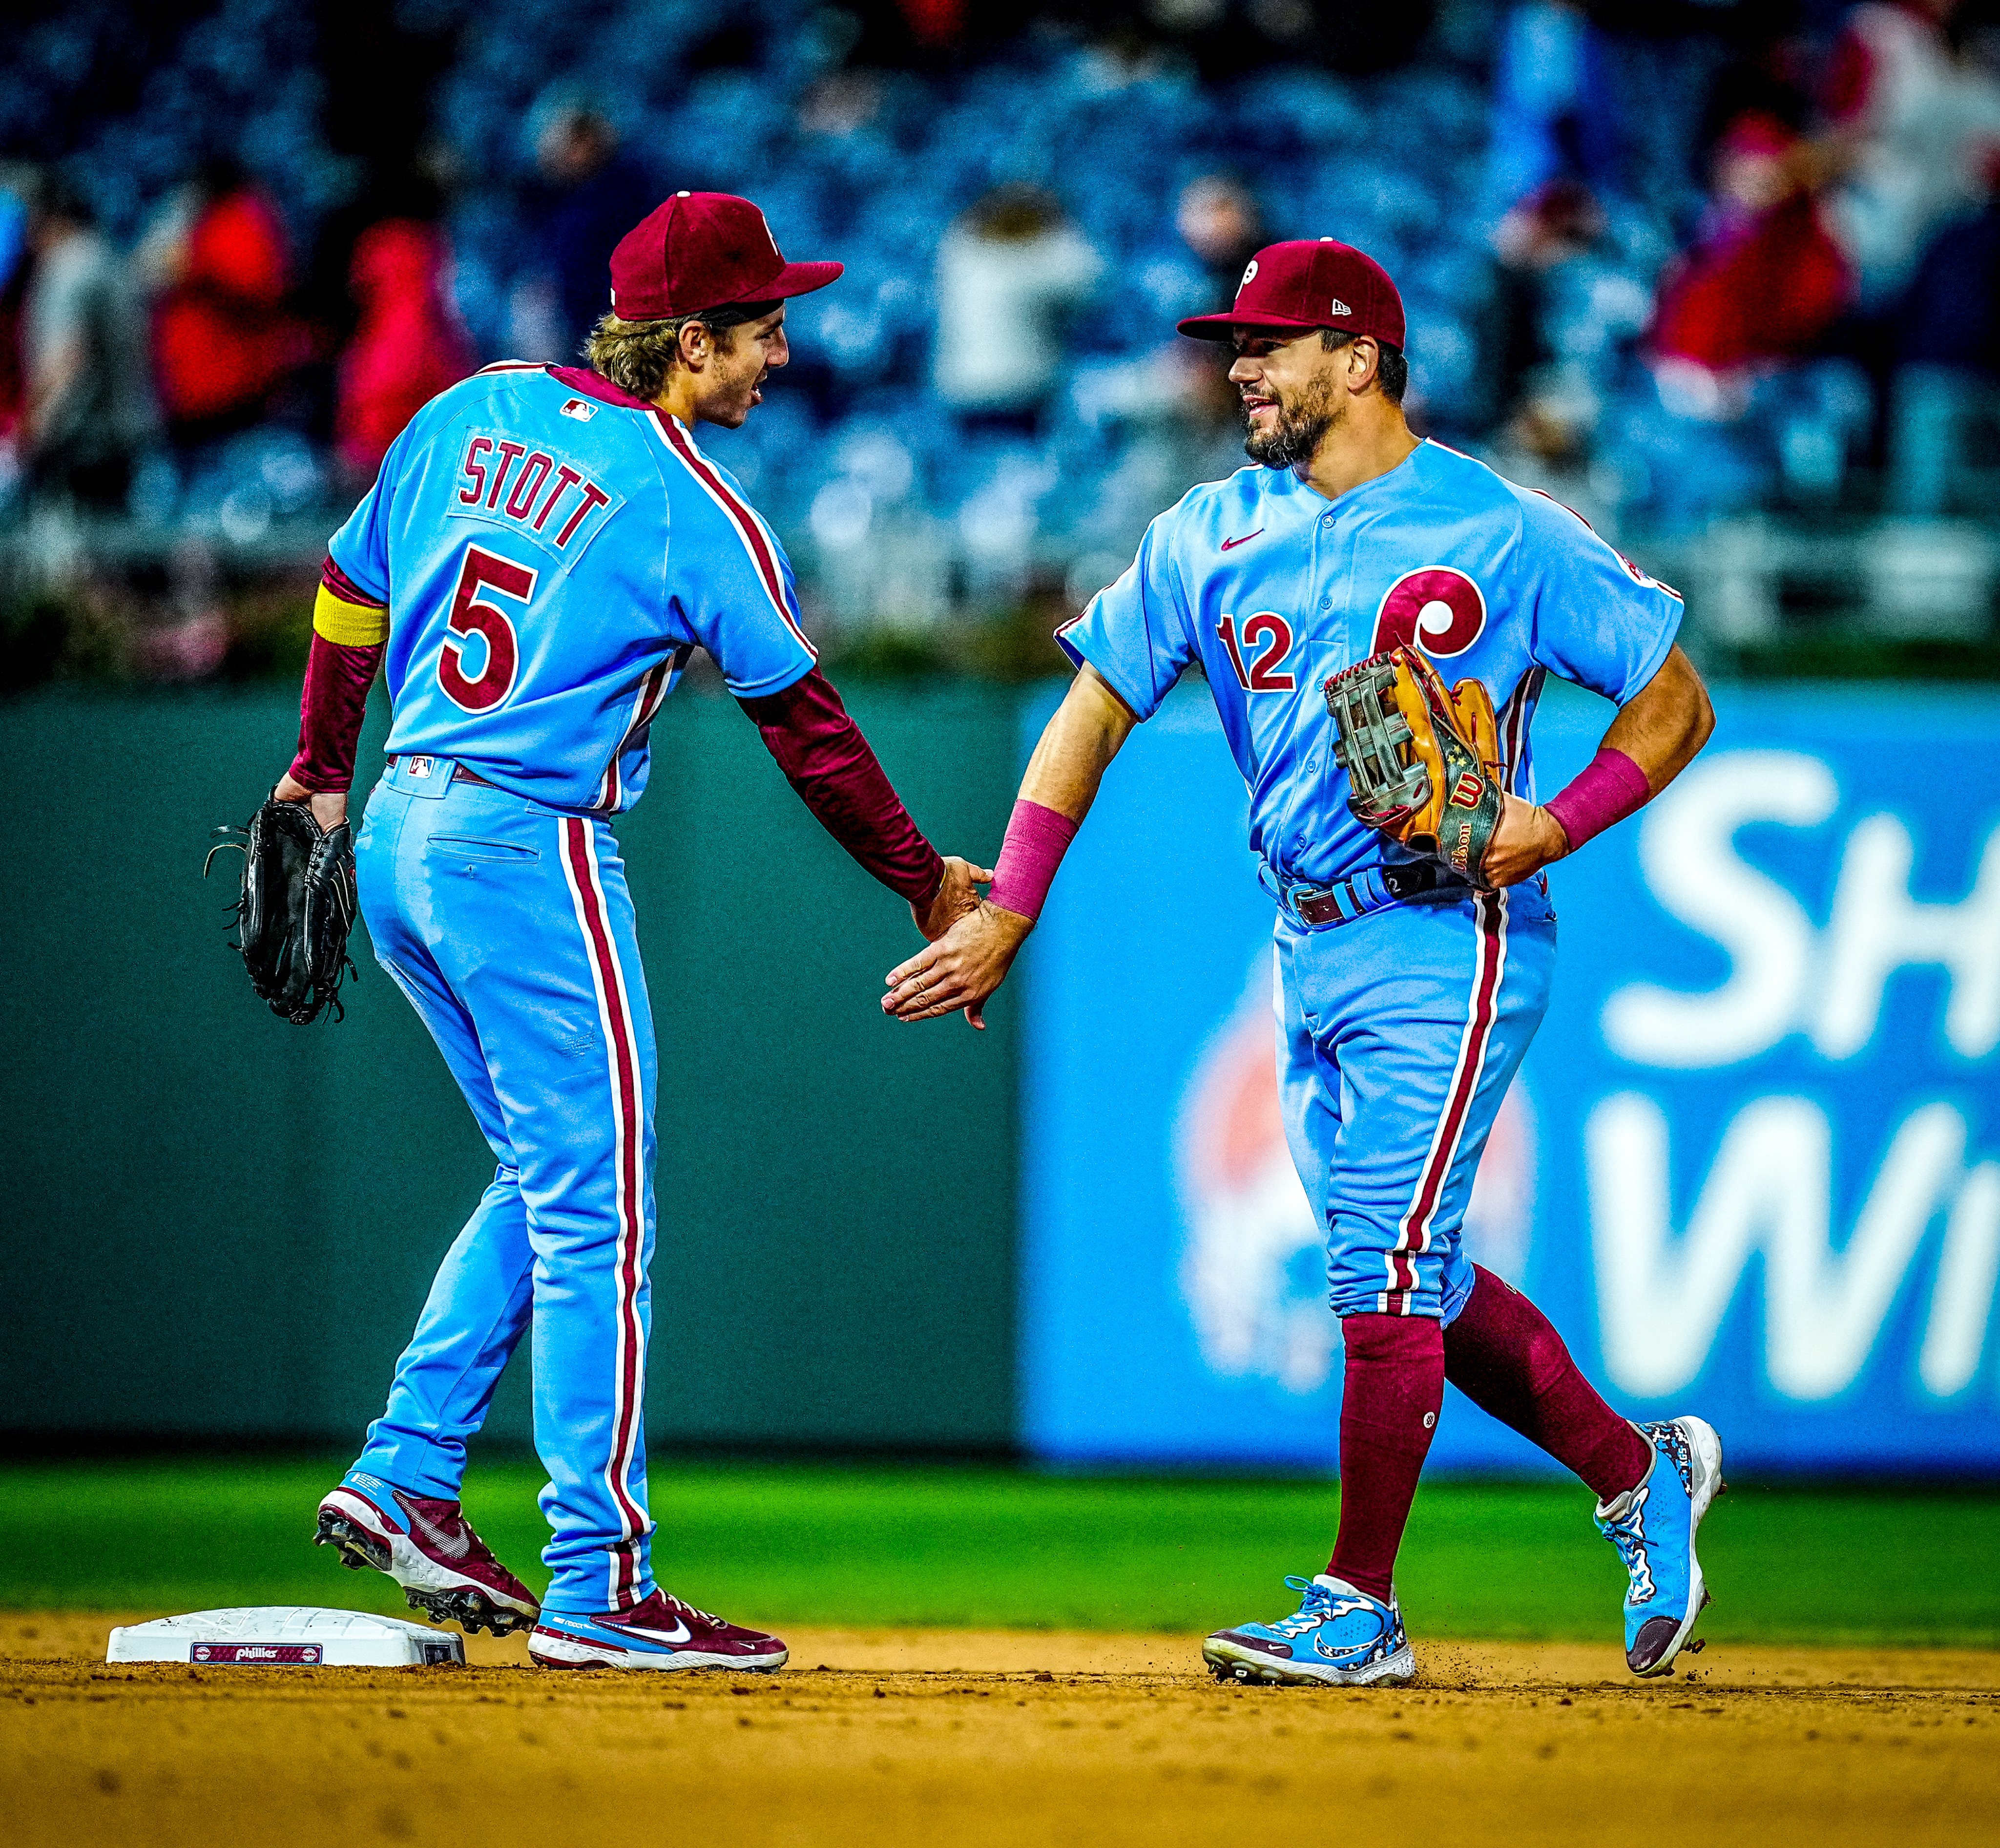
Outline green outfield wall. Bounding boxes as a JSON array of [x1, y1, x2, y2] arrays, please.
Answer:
[[0, 686, 1021, 1451]]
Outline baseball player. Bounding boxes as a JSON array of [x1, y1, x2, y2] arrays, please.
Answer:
[[277, 192, 985, 1672], [884, 239, 1723, 1685]]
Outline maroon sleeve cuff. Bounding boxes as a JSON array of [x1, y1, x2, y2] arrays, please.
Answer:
[[737, 670, 945, 905], [289, 629, 382, 794], [322, 555, 386, 608]]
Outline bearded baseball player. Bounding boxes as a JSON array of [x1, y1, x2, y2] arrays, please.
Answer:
[[276, 192, 984, 1671], [885, 238, 1723, 1685]]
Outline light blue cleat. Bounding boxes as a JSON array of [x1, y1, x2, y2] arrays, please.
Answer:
[[1203, 1574, 1416, 1687], [1595, 1415, 1726, 1677]]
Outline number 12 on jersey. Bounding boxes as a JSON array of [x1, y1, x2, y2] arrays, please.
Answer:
[[1218, 611, 1295, 693], [439, 543, 537, 713]]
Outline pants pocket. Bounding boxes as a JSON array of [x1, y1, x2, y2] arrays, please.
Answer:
[[426, 834, 540, 864]]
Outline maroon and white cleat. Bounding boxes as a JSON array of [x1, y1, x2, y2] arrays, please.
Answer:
[[529, 1590, 789, 1672], [315, 1473, 540, 1638]]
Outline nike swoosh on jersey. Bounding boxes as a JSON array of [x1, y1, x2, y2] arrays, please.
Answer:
[[1221, 529, 1264, 550]]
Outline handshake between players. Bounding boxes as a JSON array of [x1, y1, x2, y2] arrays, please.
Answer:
[[263, 192, 1717, 1684]]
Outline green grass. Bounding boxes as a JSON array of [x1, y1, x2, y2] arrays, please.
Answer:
[[2, 1460, 1994, 1647]]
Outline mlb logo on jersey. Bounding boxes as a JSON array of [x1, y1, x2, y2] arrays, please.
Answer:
[[560, 399, 597, 421]]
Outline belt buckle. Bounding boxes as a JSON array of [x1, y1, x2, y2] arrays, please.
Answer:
[[1293, 888, 1343, 927]]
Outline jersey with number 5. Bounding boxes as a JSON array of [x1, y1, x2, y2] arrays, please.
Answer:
[[327, 361, 816, 813]]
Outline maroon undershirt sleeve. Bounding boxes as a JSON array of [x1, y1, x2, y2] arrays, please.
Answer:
[[736, 669, 945, 906], [288, 630, 382, 793], [287, 557, 386, 795]]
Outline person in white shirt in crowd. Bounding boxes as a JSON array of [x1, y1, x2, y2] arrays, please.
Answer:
[[932, 184, 1104, 434], [19, 172, 154, 515], [1819, 0, 2000, 305]]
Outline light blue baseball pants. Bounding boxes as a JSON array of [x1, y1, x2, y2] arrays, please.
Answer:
[[1276, 884, 1557, 1322], [351, 755, 656, 1615]]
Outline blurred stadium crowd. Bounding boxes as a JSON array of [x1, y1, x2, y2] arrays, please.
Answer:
[[2, 0, 1999, 681]]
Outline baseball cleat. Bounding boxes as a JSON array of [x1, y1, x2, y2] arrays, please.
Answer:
[[1202, 1574, 1415, 1687], [1595, 1415, 1726, 1677], [528, 1591, 788, 1672], [314, 1471, 540, 1638]]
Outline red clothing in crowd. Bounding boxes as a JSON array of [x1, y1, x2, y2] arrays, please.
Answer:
[[152, 187, 301, 427], [1651, 113, 1852, 376], [1651, 193, 1851, 373], [334, 219, 475, 478]]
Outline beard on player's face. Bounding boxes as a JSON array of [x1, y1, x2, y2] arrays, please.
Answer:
[[1242, 367, 1338, 470]]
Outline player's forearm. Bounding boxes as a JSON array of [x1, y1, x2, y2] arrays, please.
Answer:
[[1018, 665, 1137, 821], [1542, 645, 1713, 856], [288, 560, 389, 795], [737, 670, 945, 905], [987, 667, 1137, 924], [1599, 645, 1713, 795]]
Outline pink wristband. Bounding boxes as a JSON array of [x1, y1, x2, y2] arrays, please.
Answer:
[[1543, 747, 1651, 851], [988, 799, 1079, 922]]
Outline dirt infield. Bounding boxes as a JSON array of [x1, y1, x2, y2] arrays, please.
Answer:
[[6, 1614, 1995, 1847]]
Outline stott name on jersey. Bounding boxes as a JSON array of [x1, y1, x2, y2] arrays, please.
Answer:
[[450, 431, 624, 562]]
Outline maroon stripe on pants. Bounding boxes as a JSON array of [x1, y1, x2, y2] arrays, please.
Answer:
[[563, 816, 647, 1605], [1385, 891, 1504, 1309]]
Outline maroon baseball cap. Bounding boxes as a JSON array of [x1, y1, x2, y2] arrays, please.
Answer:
[[609, 191, 842, 320], [1178, 238, 1405, 349]]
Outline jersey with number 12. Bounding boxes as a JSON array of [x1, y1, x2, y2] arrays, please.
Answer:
[[328, 361, 816, 814]]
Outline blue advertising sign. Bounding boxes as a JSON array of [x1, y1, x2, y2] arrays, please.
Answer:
[[1020, 681, 2000, 1474]]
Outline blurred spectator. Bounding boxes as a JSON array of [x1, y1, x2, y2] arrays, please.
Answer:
[[1481, 178, 1606, 458], [513, 103, 655, 363], [1176, 175, 1263, 312], [1650, 111, 1853, 415], [0, 177, 29, 502], [139, 157, 302, 450], [19, 173, 154, 515], [334, 199, 476, 488], [933, 185, 1103, 432], [1888, 151, 2000, 514], [1482, 1, 1623, 222], [1821, 0, 2000, 305]]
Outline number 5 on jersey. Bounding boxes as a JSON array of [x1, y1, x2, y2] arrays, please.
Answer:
[[440, 544, 537, 712]]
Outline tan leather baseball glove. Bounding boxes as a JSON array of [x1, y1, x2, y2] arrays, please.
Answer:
[[1323, 646, 1507, 888]]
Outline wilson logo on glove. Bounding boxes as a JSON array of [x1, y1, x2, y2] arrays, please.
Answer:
[[1323, 646, 1507, 889]]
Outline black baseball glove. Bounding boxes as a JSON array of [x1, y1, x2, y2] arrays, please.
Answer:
[[207, 795, 359, 1024]]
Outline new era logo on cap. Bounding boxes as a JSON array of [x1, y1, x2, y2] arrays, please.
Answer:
[[1331, 298, 1352, 315]]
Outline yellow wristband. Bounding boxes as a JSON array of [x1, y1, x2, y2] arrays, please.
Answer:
[[312, 583, 390, 647]]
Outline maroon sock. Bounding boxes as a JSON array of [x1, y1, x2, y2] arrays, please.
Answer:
[[1442, 1265, 1650, 1503], [1327, 1314, 1445, 1602]]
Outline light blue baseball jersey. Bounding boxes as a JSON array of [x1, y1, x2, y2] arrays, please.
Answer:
[[1057, 440, 1683, 890], [329, 362, 816, 813]]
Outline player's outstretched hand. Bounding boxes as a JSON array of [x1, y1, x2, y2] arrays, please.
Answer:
[[882, 900, 1033, 1030], [913, 856, 995, 942], [1480, 793, 1570, 888]]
